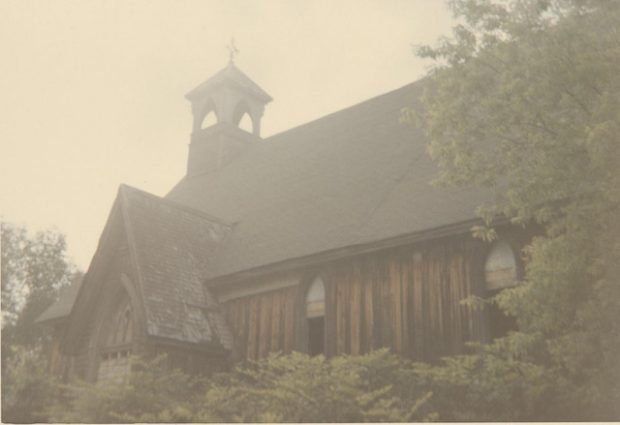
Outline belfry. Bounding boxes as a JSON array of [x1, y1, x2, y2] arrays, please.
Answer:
[[184, 61, 272, 176]]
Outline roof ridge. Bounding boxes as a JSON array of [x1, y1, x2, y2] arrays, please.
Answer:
[[167, 78, 427, 187], [119, 184, 234, 228], [264, 78, 426, 143]]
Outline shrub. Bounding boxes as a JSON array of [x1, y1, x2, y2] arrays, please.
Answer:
[[199, 349, 434, 422], [48, 355, 205, 423]]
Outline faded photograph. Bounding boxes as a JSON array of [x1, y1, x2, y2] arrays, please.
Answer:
[[1, 0, 619, 422]]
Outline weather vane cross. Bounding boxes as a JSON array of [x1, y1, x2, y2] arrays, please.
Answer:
[[227, 38, 239, 64]]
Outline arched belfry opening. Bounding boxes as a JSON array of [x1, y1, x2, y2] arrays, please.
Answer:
[[238, 113, 254, 133], [185, 62, 272, 176], [199, 99, 219, 130], [233, 100, 256, 134]]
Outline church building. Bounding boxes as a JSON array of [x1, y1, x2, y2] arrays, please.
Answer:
[[38, 61, 525, 384]]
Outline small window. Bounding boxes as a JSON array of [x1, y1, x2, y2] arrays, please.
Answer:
[[306, 277, 325, 356], [484, 241, 518, 339], [484, 241, 518, 291]]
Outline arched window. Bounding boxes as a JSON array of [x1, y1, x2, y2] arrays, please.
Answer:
[[484, 241, 518, 291], [484, 241, 518, 339], [306, 276, 325, 356], [98, 296, 134, 385], [107, 301, 133, 346]]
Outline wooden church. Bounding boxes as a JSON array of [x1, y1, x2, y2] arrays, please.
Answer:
[[38, 61, 525, 384]]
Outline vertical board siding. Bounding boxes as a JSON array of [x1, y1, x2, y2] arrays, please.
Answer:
[[224, 285, 298, 360], [222, 236, 485, 362]]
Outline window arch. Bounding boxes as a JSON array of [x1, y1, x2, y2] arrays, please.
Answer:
[[106, 299, 133, 347], [484, 241, 518, 291], [484, 240, 519, 340], [306, 276, 325, 356], [98, 294, 134, 385]]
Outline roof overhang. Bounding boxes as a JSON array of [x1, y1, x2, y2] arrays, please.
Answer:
[[205, 217, 499, 289]]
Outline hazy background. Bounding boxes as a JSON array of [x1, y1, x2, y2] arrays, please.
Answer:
[[1, 0, 453, 270]]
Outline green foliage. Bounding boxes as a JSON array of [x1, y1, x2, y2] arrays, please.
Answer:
[[410, 0, 620, 420], [1, 222, 82, 422], [48, 355, 204, 423], [1, 345, 62, 423], [30, 350, 436, 423], [1, 222, 79, 332], [199, 349, 434, 422], [412, 336, 558, 421], [0, 344, 599, 422]]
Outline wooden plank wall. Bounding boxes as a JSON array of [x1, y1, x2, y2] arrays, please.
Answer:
[[224, 285, 298, 360], [323, 237, 486, 360], [222, 236, 487, 362]]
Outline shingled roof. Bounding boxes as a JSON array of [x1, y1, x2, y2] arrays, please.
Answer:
[[120, 186, 233, 347], [50, 77, 495, 346], [53, 185, 234, 348], [167, 79, 493, 279]]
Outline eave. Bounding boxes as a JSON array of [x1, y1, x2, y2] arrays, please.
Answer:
[[205, 217, 494, 289]]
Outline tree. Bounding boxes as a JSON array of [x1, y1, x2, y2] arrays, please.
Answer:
[[1, 222, 80, 339], [407, 0, 620, 420], [1, 346, 61, 423], [1, 222, 82, 422]]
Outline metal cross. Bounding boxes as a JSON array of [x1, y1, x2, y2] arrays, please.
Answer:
[[227, 38, 239, 64]]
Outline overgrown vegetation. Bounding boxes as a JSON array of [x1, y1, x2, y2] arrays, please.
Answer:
[[47, 355, 205, 423], [7, 344, 579, 422], [1, 222, 81, 423], [199, 350, 433, 422], [406, 0, 620, 420], [1, 346, 61, 423], [18, 350, 434, 423]]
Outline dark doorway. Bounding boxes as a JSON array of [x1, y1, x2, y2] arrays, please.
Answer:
[[487, 291, 518, 340], [308, 316, 325, 356]]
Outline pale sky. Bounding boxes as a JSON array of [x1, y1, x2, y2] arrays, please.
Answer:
[[0, 1, 454, 271]]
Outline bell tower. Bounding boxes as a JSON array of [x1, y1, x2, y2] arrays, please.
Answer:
[[184, 60, 272, 176]]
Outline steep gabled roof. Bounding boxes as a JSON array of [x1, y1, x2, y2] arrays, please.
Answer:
[[167, 79, 493, 279], [120, 185, 233, 347], [64, 185, 234, 349]]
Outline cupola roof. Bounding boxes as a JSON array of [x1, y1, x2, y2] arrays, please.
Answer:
[[185, 62, 272, 103]]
